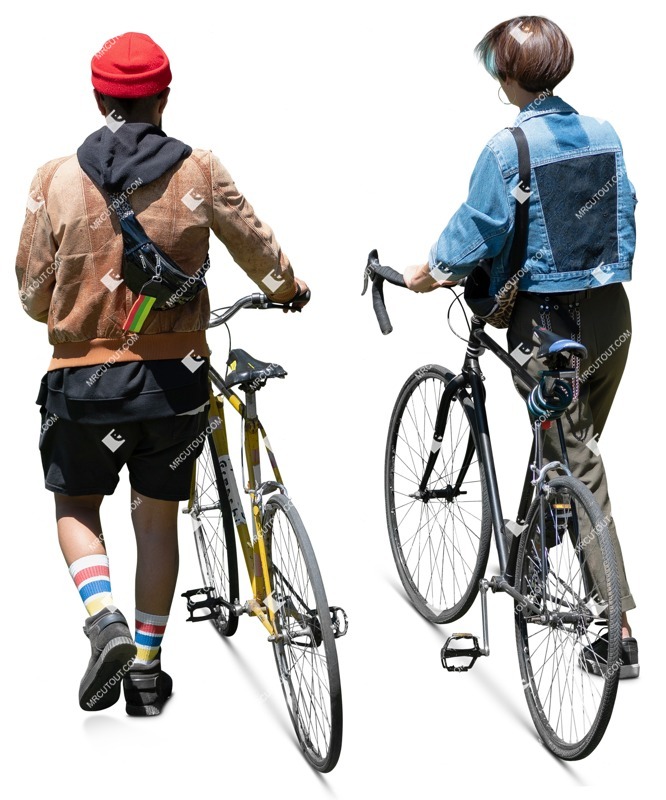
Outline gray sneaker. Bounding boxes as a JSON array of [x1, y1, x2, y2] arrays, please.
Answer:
[[123, 652, 173, 717], [579, 632, 640, 679], [79, 606, 137, 711]]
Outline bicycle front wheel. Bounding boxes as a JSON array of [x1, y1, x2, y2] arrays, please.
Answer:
[[190, 431, 240, 637], [265, 494, 343, 772], [386, 365, 492, 623], [515, 475, 621, 759]]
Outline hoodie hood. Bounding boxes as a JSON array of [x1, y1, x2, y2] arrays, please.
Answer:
[[77, 122, 192, 194]]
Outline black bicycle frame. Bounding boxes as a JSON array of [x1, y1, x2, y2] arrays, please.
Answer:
[[418, 316, 570, 596]]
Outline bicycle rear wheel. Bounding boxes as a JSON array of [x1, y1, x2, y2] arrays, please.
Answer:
[[190, 431, 240, 637], [265, 494, 343, 772], [514, 475, 621, 759], [386, 365, 492, 623]]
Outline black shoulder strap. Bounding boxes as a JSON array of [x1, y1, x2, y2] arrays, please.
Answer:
[[108, 192, 135, 221], [507, 126, 530, 276], [108, 191, 155, 251]]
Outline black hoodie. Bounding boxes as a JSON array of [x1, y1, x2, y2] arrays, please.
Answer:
[[77, 122, 192, 193]]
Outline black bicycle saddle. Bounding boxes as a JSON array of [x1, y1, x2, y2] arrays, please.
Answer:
[[533, 327, 588, 361], [225, 348, 287, 391]]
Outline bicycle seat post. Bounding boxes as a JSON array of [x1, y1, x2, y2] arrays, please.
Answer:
[[244, 387, 258, 419], [243, 389, 262, 495]]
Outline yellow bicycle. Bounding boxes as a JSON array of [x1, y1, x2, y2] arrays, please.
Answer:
[[182, 292, 346, 772]]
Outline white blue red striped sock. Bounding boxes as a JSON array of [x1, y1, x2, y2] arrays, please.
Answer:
[[134, 610, 169, 666], [69, 554, 114, 616]]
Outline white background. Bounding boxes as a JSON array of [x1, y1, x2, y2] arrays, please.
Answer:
[[1, 0, 661, 795]]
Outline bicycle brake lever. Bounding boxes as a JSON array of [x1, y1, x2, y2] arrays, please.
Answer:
[[362, 248, 381, 296]]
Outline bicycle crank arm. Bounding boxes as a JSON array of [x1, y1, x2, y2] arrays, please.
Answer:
[[182, 586, 242, 622], [490, 575, 542, 616]]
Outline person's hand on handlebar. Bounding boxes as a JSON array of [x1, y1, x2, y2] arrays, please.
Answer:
[[281, 277, 310, 312], [404, 263, 459, 293]]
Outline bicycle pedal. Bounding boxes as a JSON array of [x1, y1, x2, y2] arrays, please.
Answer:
[[441, 633, 484, 672], [329, 606, 348, 639], [182, 586, 224, 622]]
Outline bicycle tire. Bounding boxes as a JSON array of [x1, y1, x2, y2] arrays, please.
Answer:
[[190, 432, 240, 637], [265, 494, 343, 772], [386, 365, 492, 623], [514, 475, 621, 759]]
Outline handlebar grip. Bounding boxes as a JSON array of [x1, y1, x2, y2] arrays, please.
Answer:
[[372, 263, 407, 288], [277, 286, 310, 313], [364, 249, 407, 334], [372, 279, 393, 335]]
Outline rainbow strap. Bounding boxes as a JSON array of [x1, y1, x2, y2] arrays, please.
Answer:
[[123, 294, 156, 333]]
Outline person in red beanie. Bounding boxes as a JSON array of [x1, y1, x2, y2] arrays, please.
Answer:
[[16, 31, 309, 716]]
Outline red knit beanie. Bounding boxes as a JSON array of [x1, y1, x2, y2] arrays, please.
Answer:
[[91, 32, 171, 98]]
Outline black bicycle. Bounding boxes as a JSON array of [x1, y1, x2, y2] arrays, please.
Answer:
[[363, 250, 621, 760]]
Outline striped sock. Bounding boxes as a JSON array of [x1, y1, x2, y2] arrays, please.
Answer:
[[135, 610, 169, 666], [69, 554, 114, 616]]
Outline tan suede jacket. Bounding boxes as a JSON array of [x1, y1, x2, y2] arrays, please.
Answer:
[[16, 149, 295, 370]]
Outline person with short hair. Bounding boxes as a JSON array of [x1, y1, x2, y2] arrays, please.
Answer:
[[402, 16, 638, 676], [16, 31, 310, 715]]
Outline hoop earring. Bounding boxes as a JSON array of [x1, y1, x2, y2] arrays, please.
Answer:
[[498, 85, 512, 105]]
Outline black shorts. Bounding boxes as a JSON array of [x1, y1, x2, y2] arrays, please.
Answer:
[[39, 407, 210, 500]]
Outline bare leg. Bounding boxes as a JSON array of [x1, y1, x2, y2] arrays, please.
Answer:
[[622, 613, 631, 639], [130, 489, 179, 616], [55, 494, 106, 565], [55, 490, 180, 613], [122, 489, 178, 714], [56, 493, 137, 709]]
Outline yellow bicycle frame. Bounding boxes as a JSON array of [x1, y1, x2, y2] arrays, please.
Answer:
[[187, 378, 285, 636]]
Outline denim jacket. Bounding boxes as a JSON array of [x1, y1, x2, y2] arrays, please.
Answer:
[[428, 96, 637, 293]]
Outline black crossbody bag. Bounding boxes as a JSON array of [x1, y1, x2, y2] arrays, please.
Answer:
[[109, 192, 210, 332]]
